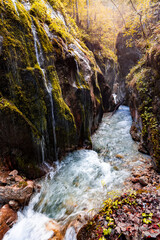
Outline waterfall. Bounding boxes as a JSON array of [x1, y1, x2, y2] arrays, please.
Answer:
[[11, 0, 19, 15], [40, 136, 45, 163], [31, 23, 58, 161], [112, 93, 117, 104], [43, 0, 66, 26], [75, 60, 82, 88]]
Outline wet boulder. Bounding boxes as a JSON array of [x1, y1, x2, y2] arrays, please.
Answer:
[[0, 204, 17, 240], [0, 170, 34, 205]]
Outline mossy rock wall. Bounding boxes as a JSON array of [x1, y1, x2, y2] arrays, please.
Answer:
[[128, 44, 160, 171], [0, 0, 110, 177]]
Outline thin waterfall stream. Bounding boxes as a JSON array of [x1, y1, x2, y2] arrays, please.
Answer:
[[31, 23, 57, 161], [3, 106, 149, 240]]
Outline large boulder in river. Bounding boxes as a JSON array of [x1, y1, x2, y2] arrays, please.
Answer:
[[0, 0, 113, 178], [0, 169, 34, 205]]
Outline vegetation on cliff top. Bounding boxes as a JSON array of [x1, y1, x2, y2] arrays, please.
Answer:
[[61, 0, 159, 62]]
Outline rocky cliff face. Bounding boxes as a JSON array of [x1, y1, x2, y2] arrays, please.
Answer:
[[84, 40, 119, 107], [114, 3, 160, 171], [116, 9, 160, 171], [0, 0, 113, 178], [128, 40, 160, 171]]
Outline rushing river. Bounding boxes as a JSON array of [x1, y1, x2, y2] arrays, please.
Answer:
[[3, 106, 148, 240]]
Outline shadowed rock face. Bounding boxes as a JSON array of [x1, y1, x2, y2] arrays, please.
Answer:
[[116, 32, 142, 102], [0, 36, 3, 55], [116, 33, 142, 78], [128, 44, 160, 171], [83, 39, 118, 108], [0, 0, 114, 178]]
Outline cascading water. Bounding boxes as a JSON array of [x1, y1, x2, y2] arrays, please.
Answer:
[[3, 106, 149, 240], [75, 60, 83, 88], [31, 23, 57, 161], [112, 93, 117, 104], [11, 0, 19, 14]]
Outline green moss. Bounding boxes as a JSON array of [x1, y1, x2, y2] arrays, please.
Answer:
[[32, 17, 53, 54], [48, 0, 65, 13], [30, 0, 49, 23], [15, 153, 44, 179], [0, 0, 36, 68], [50, 17, 73, 43], [46, 65, 77, 147], [17, 2, 32, 30], [0, 0, 104, 165], [0, 97, 40, 137], [128, 59, 160, 169]]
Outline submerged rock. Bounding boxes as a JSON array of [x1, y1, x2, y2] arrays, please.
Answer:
[[45, 220, 63, 240]]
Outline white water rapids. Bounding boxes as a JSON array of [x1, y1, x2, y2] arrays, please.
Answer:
[[3, 106, 149, 240]]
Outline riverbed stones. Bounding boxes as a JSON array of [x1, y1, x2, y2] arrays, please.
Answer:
[[0, 168, 36, 239], [77, 158, 160, 240], [139, 177, 148, 186]]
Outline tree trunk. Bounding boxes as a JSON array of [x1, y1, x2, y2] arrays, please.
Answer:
[[76, 0, 79, 25], [87, 0, 90, 29], [73, 0, 75, 18], [110, 0, 127, 30], [129, 0, 146, 39]]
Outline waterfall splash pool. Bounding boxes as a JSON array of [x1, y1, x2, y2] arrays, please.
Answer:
[[3, 106, 149, 240]]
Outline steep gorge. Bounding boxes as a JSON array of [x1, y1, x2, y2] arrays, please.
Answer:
[[1, 0, 160, 239]]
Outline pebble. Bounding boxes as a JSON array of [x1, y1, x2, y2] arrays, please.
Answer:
[[139, 177, 148, 186]]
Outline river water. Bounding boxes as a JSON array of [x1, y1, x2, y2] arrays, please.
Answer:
[[3, 106, 148, 240]]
